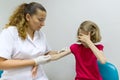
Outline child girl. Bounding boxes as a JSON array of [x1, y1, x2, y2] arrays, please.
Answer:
[[50, 20, 107, 80]]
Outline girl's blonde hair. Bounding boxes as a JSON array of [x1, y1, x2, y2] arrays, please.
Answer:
[[77, 20, 101, 43], [5, 2, 46, 40]]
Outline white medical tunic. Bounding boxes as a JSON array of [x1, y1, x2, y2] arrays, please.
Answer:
[[0, 26, 51, 80]]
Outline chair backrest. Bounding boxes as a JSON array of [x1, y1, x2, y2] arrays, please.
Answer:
[[0, 70, 3, 78], [97, 61, 119, 80]]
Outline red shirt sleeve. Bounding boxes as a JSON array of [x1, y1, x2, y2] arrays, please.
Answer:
[[70, 44, 78, 54], [96, 44, 104, 51]]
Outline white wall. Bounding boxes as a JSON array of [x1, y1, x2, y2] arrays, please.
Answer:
[[0, 0, 120, 79]]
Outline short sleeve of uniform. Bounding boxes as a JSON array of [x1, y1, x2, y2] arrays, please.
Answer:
[[0, 28, 14, 59], [45, 39, 51, 53], [96, 44, 104, 51], [41, 31, 51, 53]]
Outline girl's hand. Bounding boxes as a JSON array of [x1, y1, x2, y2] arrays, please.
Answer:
[[78, 32, 91, 44], [32, 66, 38, 78]]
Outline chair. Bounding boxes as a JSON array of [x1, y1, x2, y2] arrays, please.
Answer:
[[0, 70, 3, 78], [97, 61, 119, 80]]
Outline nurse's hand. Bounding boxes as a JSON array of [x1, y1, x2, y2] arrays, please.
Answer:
[[32, 66, 38, 78], [33, 55, 51, 65]]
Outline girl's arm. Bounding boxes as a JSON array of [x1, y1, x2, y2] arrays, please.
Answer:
[[87, 41, 107, 64], [45, 51, 58, 55], [78, 33, 107, 64], [49, 50, 71, 61]]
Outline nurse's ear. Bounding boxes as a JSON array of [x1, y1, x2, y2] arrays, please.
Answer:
[[25, 13, 31, 21]]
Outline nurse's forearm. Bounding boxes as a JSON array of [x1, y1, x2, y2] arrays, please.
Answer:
[[0, 59, 35, 70]]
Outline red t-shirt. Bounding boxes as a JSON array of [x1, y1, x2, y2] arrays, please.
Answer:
[[70, 43, 103, 80]]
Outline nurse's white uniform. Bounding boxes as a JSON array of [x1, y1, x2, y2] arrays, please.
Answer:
[[0, 26, 51, 80]]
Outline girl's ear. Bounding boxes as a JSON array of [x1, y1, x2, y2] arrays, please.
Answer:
[[25, 13, 31, 21]]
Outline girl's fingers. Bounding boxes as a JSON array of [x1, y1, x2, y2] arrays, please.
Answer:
[[78, 35, 83, 39], [88, 32, 91, 36], [79, 33, 84, 36]]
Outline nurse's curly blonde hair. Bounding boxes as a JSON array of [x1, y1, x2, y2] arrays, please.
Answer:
[[5, 2, 46, 40], [77, 20, 101, 43]]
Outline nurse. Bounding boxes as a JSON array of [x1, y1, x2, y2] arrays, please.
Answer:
[[0, 2, 69, 80]]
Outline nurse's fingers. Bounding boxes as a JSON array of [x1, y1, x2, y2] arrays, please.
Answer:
[[32, 66, 38, 78]]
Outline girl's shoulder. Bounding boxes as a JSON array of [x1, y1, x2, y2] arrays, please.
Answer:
[[70, 43, 83, 54], [70, 43, 82, 49], [95, 43, 104, 50], [95, 43, 104, 47], [70, 43, 78, 47]]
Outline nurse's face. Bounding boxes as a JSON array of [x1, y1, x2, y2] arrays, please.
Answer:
[[26, 9, 46, 31]]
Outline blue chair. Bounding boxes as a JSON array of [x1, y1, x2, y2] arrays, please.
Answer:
[[0, 70, 3, 78], [97, 61, 119, 80]]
